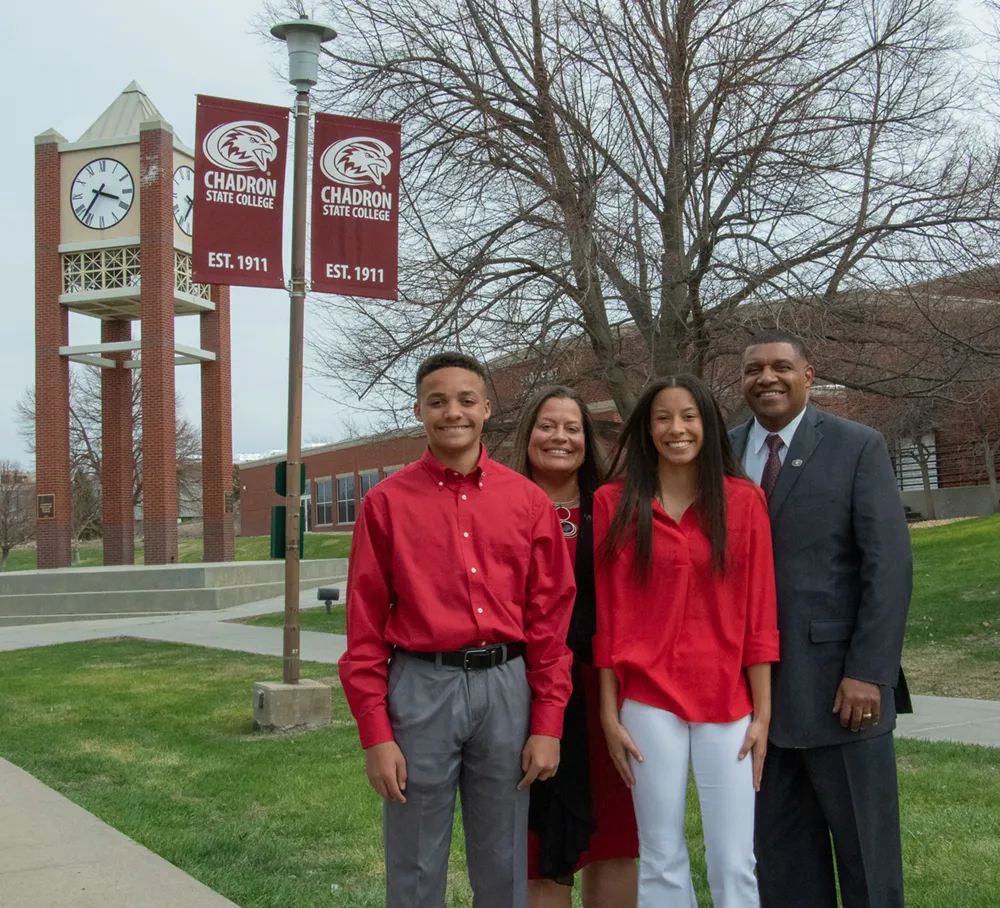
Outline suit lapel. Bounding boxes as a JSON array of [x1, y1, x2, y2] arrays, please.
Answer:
[[730, 420, 752, 462], [768, 405, 824, 518]]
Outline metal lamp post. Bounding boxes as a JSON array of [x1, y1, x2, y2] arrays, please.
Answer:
[[271, 15, 336, 685]]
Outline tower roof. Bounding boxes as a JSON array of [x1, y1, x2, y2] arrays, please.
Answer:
[[78, 81, 168, 142]]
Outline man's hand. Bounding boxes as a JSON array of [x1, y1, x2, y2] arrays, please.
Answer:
[[365, 740, 407, 802], [738, 715, 769, 791], [601, 714, 643, 788], [833, 677, 881, 732], [518, 735, 560, 790]]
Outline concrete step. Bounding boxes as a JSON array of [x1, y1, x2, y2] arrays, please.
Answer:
[[0, 559, 347, 595], [0, 561, 349, 627]]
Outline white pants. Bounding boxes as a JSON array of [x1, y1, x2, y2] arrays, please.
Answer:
[[621, 700, 759, 908]]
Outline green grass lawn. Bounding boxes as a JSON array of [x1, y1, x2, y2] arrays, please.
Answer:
[[0, 640, 996, 908], [2, 533, 352, 572], [238, 605, 346, 634], [904, 514, 1000, 699]]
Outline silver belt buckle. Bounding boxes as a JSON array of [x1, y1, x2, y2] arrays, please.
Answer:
[[462, 646, 492, 670]]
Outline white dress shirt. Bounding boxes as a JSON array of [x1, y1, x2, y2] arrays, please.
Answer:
[[742, 407, 808, 486]]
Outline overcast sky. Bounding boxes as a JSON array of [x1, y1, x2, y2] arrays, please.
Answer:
[[2, 0, 355, 468], [2, 0, 994, 468]]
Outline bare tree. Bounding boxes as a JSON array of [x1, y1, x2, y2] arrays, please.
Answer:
[[956, 385, 1000, 511], [0, 461, 35, 571], [285, 0, 1000, 420], [15, 367, 202, 527]]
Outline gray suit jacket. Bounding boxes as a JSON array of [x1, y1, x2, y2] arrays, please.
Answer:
[[729, 405, 912, 748]]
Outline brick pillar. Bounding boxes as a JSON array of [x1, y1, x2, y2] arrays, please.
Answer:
[[201, 284, 234, 561], [139, 120, 178, 564], [101, 320, 135, 565], [34, 131, 72, 569]]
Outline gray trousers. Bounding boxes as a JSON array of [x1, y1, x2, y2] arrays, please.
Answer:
[[384, 650, 532, 908]]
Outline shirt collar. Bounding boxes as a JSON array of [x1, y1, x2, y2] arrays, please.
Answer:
[[749, 405, 808, 456], [420, 444, 491, 486]]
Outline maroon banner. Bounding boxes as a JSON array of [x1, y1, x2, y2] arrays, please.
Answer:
[[192, 95, 289, 289], [311, 113, 401, 300]]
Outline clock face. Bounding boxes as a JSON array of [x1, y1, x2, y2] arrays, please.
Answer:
[[70, 158, 134, 229], [173, 165, 194, 236]]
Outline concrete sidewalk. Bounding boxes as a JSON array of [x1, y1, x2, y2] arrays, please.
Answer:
[[0, 585, 348, 665], [0, 759, 239, 908], [896, 695, 1000, 748]]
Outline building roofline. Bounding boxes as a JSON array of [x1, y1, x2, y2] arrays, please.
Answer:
[[237, 425, 425, 469]]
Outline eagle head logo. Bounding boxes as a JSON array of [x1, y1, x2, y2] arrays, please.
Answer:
[[203, 121, 280, 173], [320, 137, 394, 187]]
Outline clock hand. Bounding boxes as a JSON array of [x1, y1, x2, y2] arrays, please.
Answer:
[[184, 197, 193, 221], [97, 189, 120, 200], [84, 185, 105, 218]]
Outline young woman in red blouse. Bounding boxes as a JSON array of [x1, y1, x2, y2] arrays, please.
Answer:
[[513, 386, 639, 908], [595, 375, 779, 908]]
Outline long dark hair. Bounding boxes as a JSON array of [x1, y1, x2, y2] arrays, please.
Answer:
[[512, 385, 605, 505], [601, 374, 747, 579]]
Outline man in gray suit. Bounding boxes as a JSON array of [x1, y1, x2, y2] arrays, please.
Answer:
[[730, 329, 912, 908]]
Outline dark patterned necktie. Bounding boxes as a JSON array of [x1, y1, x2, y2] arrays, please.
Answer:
[[760, 434, 784, 500]]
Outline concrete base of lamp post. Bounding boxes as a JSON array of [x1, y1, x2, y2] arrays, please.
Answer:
[[253, 679, 331, 732]]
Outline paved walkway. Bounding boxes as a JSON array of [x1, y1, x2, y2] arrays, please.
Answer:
[[1, 587, 998, 907], [0, 585, 348, 665], [897, 695, 1000, 748], [0, 758, 238, 908]]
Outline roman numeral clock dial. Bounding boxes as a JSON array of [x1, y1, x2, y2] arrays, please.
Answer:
[[70, 158, 134, 229], [173, 165, 194, 236]]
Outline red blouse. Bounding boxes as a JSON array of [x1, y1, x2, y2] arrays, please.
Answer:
[[592, 476, 779, 723]]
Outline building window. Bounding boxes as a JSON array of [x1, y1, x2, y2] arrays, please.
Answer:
[[383, 464, 404, 477], [360, 470, 379, 499], [315, 478, 333, 526], [337, 474, 356, 524]]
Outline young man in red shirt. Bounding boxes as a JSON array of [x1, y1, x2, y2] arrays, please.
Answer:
[[339, 352, 576, 908]]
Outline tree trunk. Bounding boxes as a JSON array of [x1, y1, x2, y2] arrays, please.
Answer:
[[916, 448, 937, 520], [985, 438, 999, 513], [0, 549, 7, 571]]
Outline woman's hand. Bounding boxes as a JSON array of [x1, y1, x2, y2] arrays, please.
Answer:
[[602, 714, 643, 787], [738, 715, 769, 791]]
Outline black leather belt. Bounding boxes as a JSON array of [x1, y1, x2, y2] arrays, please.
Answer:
[[399, 641, 526, 670]]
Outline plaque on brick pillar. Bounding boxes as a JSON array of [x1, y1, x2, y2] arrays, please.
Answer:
[[37, 495, 55, 520], [34, 81, 234, 570]]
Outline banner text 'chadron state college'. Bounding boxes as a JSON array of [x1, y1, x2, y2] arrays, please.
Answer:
[[192, 95, 289, 289], [311, 113, 401, 300]]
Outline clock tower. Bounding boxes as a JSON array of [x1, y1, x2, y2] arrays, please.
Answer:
[[34, 82, 234, 568]]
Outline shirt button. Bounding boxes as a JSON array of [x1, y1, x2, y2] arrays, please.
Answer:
[[471, 567, 477, 573], [477, 608, 483, 614], [438, 481, 443, 487], [463, 532, 469, 538], [480, 640, 486, 646], [461, 494, 467, 500]]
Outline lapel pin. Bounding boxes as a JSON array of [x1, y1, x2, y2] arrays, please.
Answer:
[[791, 458, 803, 467]]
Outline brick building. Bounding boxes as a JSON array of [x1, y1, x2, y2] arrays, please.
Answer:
[[239, 274, 999, 533]]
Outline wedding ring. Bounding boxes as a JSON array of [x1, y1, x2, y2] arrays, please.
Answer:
[[863, 712, 873, 718]]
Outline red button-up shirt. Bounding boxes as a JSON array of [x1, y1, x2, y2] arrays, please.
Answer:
[[339, 446, 576, 748], [593, 476, 779, 723]]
